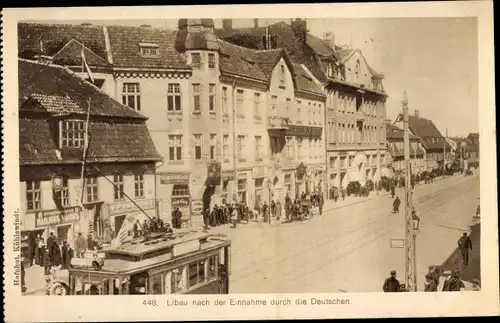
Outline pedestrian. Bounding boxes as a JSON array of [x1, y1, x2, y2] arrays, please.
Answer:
[[340, 186, 346, 201], [61, 240, 74, 270], [457, 232, 472, 266], [172, 207, 182, 229], [319, 193, 324, 215], [391, 185, 395, 198], [254, 201, 261, 221], [430, 266, 440, 287], [133, 219, 141, 238], [424, 272, 438, 292], [34, 234, 42, 266], [42, 246, 51, 276], [383, 270, 400, 292], [399, 284, 408, 292], [442, 269, 465, 291], [49, 233, 61, 267], [203, 208, 211, 229], [276, 200, 282, 221], [230, 207, 238, 228], [262, 201, 269, 222], [75, 233, 86, 258], [271, 200, 276, 218], [393, 196, 401, 213]]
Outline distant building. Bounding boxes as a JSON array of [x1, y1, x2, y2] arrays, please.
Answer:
[[386, 122, 426, 174], [450, 135, 479, 169], [395, 110, 452, 170], [18, 59, 161, 261]]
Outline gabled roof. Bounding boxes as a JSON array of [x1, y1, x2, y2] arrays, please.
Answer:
[[18, 22, 108, 61], [52, 38, 110, 67], [305, 33, 342, 57], [450, 137, 478, 152], [386, 122, 420, 140], [293, 63, 325, 96], [408, 115, 452, 151], [218, 40, 268, 82], [106, 25, 189, 69], [19, 58, 145, 119]]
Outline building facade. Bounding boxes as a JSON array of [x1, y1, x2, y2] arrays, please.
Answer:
[[18, 59, 161, 263], [216, 18, 389, 199], [394, 110, 452, 170], [386, 122, 426, 174]]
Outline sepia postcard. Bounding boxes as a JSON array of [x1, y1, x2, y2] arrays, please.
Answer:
[[2, 1, 499, 321]]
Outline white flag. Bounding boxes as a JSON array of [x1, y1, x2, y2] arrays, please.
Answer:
[[81, 44, 95, 84]]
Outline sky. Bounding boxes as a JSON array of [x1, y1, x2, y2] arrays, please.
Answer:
[[28, 17, 478, 137]]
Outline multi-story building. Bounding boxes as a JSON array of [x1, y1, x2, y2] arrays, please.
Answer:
[[216, 18, 388, 197], [18, 59, 161, 262], [18, 19, 326, 220], [451, 135, 479, 170], [386, 122, 426, 174], [395, 110, 452, 170]]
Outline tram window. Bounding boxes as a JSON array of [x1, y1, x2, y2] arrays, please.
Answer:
[[84, 283, 101, 295], [171, 267, 187, 293], [208, 255, 217, 279], [198, 260, 206, 283], [130, 273, 148, 295], [188, 262, 199, 287], [152, 275, 163, 294]]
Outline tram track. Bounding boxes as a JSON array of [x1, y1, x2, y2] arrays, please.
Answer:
[[229, 176, 479, 289]]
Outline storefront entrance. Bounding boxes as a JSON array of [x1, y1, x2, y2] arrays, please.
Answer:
[[57, 224, 72, 244]]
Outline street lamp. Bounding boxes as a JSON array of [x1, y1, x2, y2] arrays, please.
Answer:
[[412, 209, 420, 232]]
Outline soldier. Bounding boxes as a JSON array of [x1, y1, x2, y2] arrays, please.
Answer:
[[383, 270, 400, 292]]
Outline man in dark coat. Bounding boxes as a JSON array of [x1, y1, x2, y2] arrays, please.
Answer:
[[61, 240, 74, 270], [393, 196, 401, 213], [210, 205, 219, 227], [75, 233, 86, 258], [203, 208, 210, 229], [262, 201, 269, 222], [458, 232, 473, 266], [318, 194, 324, 215], [383, 270, 400, 292], [42, 246, 51, 275], [442, 270, 465, 291], [391, 184, 396, 198], [172, 207, 182, 229], [270, 200, 276, 218], [424, 272, 438, 292], [48, 233, 61, 267]]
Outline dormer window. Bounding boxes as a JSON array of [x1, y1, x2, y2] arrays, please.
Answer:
[[60, 120, 85, 149], [139, 43, 160, 57]]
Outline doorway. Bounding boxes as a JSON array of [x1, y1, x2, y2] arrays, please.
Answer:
[[114, 215, 126, 238]]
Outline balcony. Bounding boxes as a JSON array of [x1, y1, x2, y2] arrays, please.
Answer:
[[267, 116, 290, 130]]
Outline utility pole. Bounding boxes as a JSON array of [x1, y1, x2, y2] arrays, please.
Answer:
[[402, 91, 416, 291]]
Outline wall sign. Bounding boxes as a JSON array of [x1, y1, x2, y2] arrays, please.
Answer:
[[285, 125, 322, 137], [159, 172, 190, 184], [35, 206, 80, 228], [222, 171, 236, 181], [109, 199, 155, 216], [252, 167, 266, 179]]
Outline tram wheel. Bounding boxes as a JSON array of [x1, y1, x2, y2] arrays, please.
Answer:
[[51, 282, 68, 296]]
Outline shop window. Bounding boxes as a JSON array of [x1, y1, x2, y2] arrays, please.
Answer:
[[134, 174, 144, 198], [60, 120, 85, 149], [113, 174, 124, 200], [122, 83, 141, 111], [167, 83, 182, 112], [172, 184, 189, 197], [26, 181, 41, 211], [85, 177, 98, 203], [53, 177, 69, 207]]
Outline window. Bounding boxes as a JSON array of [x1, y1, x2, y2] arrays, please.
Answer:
[[237, 135, 246, 160], [237, 179, 247, 203], [312, 103, 317, 124], [296, 100, 302, 124], [236, 90, 244, 117], [284, 174, 292, 194], [271, 136, 279, 156], [139, 44, 159, 56], [26, 181, 41, 211], [172, 184, 189, 197], [208, 53, 215, 69], [254, 136, 262, 161], [85, 177, 98, 203], [223, 135, 229, 162], [113, 174, 124, 200], [192, 84, 201, 113], [280, 64, 285, 84], [286, 136, 293, 158], [168, 135, 182, 161], [208, 255, 218, 279], [308, 103, 312, 124], [209, 84, 216, 113], [134, 174, 144, 198], [286, 98, 291, 114], [297, 138, 303, 158], [122, 83, 141, 111], [210, 134, 216, 160], [53, 177, 69, 207], [188, 260, 206, 287], [355, 60, 361, 84], [151, 275, 163, 295], [194, 134, 202, 160], [318, 104, 322, 125], [61, 120, 85, 149], [170, 267, 187, 293], [271, 95, 278, 114], [191, 53, 201, 69], [222, 87, 228, 116], [254, 178, 264, 205], [254, 93, 261, 119], [167, 84, 181, 112]]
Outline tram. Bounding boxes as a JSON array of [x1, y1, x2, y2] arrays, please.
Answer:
[[48, 230, 231, 295]]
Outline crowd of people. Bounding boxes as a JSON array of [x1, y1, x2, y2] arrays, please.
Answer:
[[132, 215, 173, 238]]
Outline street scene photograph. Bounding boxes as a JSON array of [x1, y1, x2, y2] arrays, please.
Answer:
[[16, 15, 481, 297]]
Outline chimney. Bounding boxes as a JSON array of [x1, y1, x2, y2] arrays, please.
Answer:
[[414, 110, 420, 118], [222, 19, 233, 31], [253, 18, 259, 28], [323, 32, 335, 49]]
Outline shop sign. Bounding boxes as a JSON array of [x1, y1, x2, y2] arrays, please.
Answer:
[[109, 199, 155, 216], [191, 200, 204, 217], [159, 172, 190, 185], [35, 206, 80, 228], [252, 166, 266, 179], [285, 125, 322, 137], [222, 171, 236, 181]]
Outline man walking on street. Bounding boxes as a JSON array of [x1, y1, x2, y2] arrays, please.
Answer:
[[442, 269, 465, 291], [383, 270, 400, 292], [424, 272, 438, 292], [458, 232, 472, 266], [318, 193, 324, 215], [75, 232, 86, 258]]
